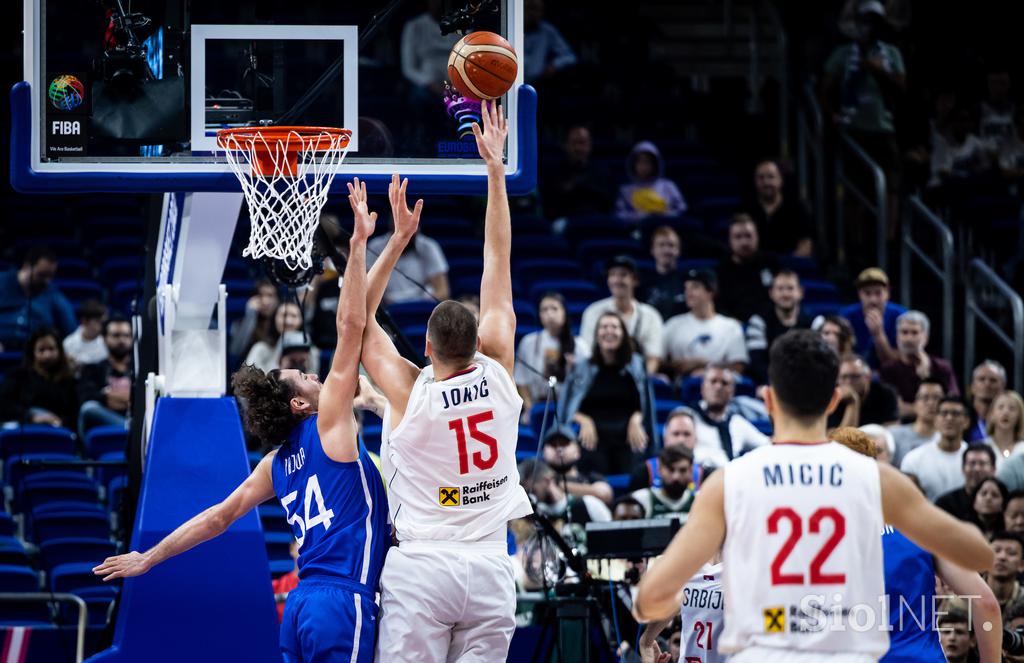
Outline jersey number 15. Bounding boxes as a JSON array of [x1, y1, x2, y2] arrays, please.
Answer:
[[448, 411, 498, 475]]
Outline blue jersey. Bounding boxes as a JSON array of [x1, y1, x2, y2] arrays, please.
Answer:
[[271, 415, 389, 588], [880, 526, 945, 663]]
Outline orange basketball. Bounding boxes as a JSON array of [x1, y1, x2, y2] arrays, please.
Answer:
[[447, 31, 518, 101]]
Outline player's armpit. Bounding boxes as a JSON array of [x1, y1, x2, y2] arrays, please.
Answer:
[[880, 464, 994, 572], [633, 471, 726, 622]]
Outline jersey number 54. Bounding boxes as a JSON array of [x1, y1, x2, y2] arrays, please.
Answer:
[[281, 473, 335, 548]]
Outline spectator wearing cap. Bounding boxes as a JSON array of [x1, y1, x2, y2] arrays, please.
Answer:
[[900, 396, 970, 501], [579, 255, 665, 375], [629, 446, 696, 520], [63, 299, 108, 369], [745, 270, 813, 385], [968, 360, 1008, 443], [715, 214, 780, 323], [837, 267, 906, 369], [541, 426, 614, 506], [935, 444, 997, 522], [278, 331, 321, 375], [878, 310, 959, 419], [640, 226, 688, 320], [744, 160, 815, 256], [691, 364, 769, 469], [628, 406, 704, 491], [662, 269, 748, 378], [0, 245, 77, 352], [829, 354, 899, 429], [518, 457, 611, 526]]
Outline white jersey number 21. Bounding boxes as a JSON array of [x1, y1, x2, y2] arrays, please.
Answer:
[[281, 473, 335, 548]]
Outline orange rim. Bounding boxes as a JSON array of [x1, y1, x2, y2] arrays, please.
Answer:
[[216, 126, 351, 176], [216, 126, 351, 150]]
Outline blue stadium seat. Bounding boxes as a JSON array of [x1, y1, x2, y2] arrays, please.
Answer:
[[96, 451, 127, 489], [689, 196, 742, 221], [677, 258, 718, 272], [529, 402, 557, 439], [59, 587, 116, 626], [19, 481, 100, 512], [0, 351, 21, 375], [39, 538, 117, 570], [264, 532, 294, 563], [32, 512, 110, 543], [0, 537, 29, 567], [91, 236, 144, 258], [399, 324, 428, 343], [0, 512, 15, 537], [108, 475, 127, 512], [0, 426, 76, 463], [517, 427, 538, 454], [650, 376, 675, 401], [751, 419, 774, 436], [512, 259, 584, 288], [53, 279, 104, 307], [223, 258, 253, 282], [655, 399, 685, 424], [604, 474, 632, 498], [438, 238, 484, 262], [270, 559, 296, 579], [258, 504, 290, 535], [451, 275, 483, 298], [387, 301, 438, 329], [421, 217, 473, 239], [111, 280, 142, 313], [83, 425, 126, 459], [55, 257, 93, 280], [510, 214, 552, 235], [4, 454, 80, 492], [361, 425, 382, 455], [446, 257, 484, 280], [0, 565, 39, 592], [802, 302, 844, 319], [512, 300, 540, 327], [98, 257, 144, 286], [778, 255, 821, 280], [801, 280, 842, 304], [50, 562, 114, 594], [511, 234, 571, 261], [576, 239, 645, 267], [527, 279, 600, 304], [563, 214, 631, 246]]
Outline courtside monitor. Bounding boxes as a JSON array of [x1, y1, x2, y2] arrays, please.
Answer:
[[14, 0, 535, 194]]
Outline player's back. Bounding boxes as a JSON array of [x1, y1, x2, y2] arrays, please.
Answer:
[[681, 562, 729, 663], [720, 442, 888, 661], [271, 415, 389, 588], [880, 527, 945, 662], [381, 351, 532, 541]]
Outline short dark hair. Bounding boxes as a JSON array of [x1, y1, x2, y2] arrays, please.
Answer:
[[768, 329, 840, 419], [916, 378, 946, 396], [963, 443, 996, 468], [103, 314, 132, 337], [938, 395, 969, 414], [23, 327, 72, 380], [659, 445, 693, 467], [230, 364, 304, 444], [427, 300, 478, 365], [612, 495, 645, 515], [21, 245, 57, 267], [77, 299, 108, 322], [772, 269, 800, 285], [1007, 490, 1024, 506], [991, 530, 1024, 555], [936, 609, 969, 627]]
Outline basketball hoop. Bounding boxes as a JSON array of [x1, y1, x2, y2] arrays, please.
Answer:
[[217, 126, 351, 272]]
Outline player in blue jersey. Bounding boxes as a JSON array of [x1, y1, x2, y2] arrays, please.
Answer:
[[93, 178, 389, 663], [829, 427, 1002, 663]]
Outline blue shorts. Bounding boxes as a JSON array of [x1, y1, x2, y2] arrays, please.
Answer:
[[280, 576, 378, 663]]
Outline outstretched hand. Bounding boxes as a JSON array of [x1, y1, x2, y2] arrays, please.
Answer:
[[93, 551, 151, 581], [347, 177, 378, 240], [387, 174, 424, 240], [471, 100, 508, 166]]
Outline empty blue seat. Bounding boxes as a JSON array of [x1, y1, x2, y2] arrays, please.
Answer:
[[50, 562, 113, 594], [4, 454, 80, 491], [53, 279, 104, 306], [32, 512, 110, 543], [95, 451, 127, 489], [59, 588, 116, 626], [802, 302, 844, 319], [399, 324, 428, 343], [511, 300, 540, 328], [527, 279, 601, 304], [0, 512, 14, 537], [19, 481, 100, 512], [108, 475, 127, 512], [517, 427, 538, 454], [91, 236, 144, 258], [270, 559, 296, 579], [83, 426, 126, 459], [689, 196, 742, 221], [511, 235, 571, 261], [801, 280, 842, 304], [778, 255, 821, 279], [655, 399, 685, 424], [421, 217, 474, 239], [265, 532, 294, 563], [604, 474, 632, 498], [98, 256, 143, 286], [258, 504, 290, 535], [0, 537, 29, 567], [39, 538, 117, 570], [446, 257, 484, 280], [111, 280, 142, 313], [387, 301, 438, 329], [650, 376, 675, 401], [529, 402, 557, 439], [0, 564, 39, 592], [361, 425, 382, 455], [438, 238, 484, 262], [576, 239, 645, 267], [0, 352, 21, 374], [563, 215, 631, 246], [54, 257, 93, 280], [0, 426, 76, 463], [513, 259, 583, 288]]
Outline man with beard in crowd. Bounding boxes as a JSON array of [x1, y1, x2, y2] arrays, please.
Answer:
[[518, 457, 612, 527], [541, 426, 614, 506], [629, 406, 703, 491], [629, 447, 697, 520], [77, 314, 133, 436]]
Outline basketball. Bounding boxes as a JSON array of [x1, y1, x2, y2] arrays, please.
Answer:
[[447, 31, 518, 101]]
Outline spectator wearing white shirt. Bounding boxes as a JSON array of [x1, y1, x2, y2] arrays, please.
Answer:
[[523, 0, 577, 83], [662, 269, 748, 378], [515, 293, 588, 420], [63, 299, 108, 368], [900, 396, 970, 500], [366, 232, 449, 306], [400, 0, 460, 98], [888, 379, 943, 466], [579, 256, 664, 375], [691, 364, 768, 469]]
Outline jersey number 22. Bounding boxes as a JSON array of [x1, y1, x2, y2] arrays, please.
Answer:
[[281, 474, 335, 548], [448, 411, 498, 475]]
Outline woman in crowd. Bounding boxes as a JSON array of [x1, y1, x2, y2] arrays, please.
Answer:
[[971, 476, 1009, 539], [515, 293, 588, 422], [817, 314, 855, 356], [0, 327, 79, 427], [557, 311, 656, 475], [244, 301, 320, 374], [229, 279, 280, 359], [985, 390, 1024, 460]]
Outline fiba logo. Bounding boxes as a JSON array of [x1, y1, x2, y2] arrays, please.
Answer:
[[48, 75, 85, 111]]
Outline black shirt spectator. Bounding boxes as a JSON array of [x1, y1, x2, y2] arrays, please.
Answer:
[[641, 226, 688, 320], [829, 355, 900, 428], [715, 214, 780, 322], [745, 270, 813, 384], [935, 444, 997, 522], [0, 328, 78, 427], [540, 125, 614, 219], [745, 160, 815, 256]]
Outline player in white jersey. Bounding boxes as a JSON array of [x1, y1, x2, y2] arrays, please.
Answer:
[[357, 100, 533, 662], [640, 557, 728, 663], [633, 329, 993, 663]]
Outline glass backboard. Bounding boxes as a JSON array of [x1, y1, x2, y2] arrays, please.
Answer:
[[14, 0, 535, 194]]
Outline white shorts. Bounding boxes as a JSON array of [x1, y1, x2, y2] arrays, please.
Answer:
[[729, 647, 877, 663], [376, 540, 516, 663]]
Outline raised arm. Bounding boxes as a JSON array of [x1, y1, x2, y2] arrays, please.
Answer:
[[358, 175, 421, 422], [473, 100, 516, 376], [93, 451, 276, 580], [317, 179, 376, 463], [880, 463, 994, 572]]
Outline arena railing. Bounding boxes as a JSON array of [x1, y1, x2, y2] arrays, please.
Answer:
[[797, 81, 826, 260], [964, 258, 1024, 390], [0, 593, 88, 662], [835, 131, 888, 272], [900, 195, 955, 360]]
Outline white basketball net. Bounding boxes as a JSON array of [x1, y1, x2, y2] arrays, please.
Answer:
[[220, 129, 350, 272]]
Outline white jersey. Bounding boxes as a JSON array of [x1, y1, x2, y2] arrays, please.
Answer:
[[680, 562, 729, 663], [381, 352, 533, 542], [720, 442, 887, 658]]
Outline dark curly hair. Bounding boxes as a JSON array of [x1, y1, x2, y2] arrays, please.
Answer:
[[230, 364, 303, 445]]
